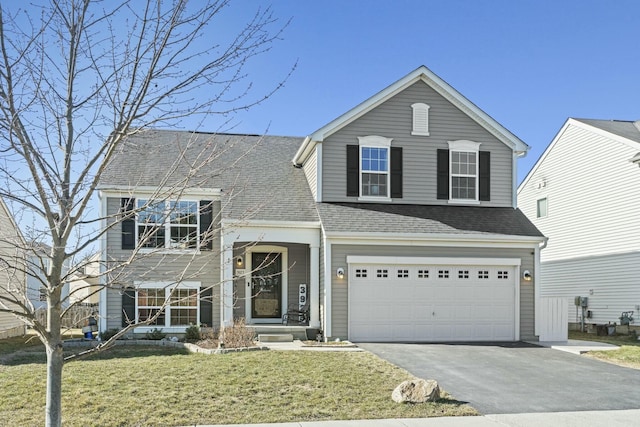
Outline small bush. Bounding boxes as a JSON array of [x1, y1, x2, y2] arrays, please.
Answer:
[[145, 328, 166, 340], [184, 324, 201, 343], [220, 318, 255, 348], [99, 328, 120, 341]]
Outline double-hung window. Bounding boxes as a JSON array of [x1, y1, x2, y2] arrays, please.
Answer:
[[358, 135, 393, 199], [136, 282, 199, 328], [448, 140, 481, 202], [137, 199, 198, 249]]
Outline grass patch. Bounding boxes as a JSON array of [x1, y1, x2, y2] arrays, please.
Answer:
[[569, 330, 640, 369], [0, 346, 476, 426]]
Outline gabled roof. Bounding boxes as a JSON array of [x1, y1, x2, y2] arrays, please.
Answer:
[[518, 118, 640, 192], [317, 202, 544, 239], [294, 65, 529, 165]]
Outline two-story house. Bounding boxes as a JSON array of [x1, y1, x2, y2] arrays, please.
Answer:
[[519, 118, 640, 330], [0, 196, 26, 339], [98, 66, 545, 342]]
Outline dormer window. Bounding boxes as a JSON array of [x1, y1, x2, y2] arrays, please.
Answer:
[[411, 103, 430, 136]]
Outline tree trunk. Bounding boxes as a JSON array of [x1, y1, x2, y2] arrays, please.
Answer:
[[45, 341, 64, 427]]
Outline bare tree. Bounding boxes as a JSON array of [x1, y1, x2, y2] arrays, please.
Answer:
[[0, 1, 292, 426]]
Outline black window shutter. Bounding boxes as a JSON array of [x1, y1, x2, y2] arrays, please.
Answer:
[[390, 147, 403, 198], [121, 198, 135, 250], [346, 145, 359, 197], [199, 200, 213, 250], [200, 286, 213, 327], [121, 288, 136, 327], [437, 149, 449, 200], [479, 151, 491, 201]]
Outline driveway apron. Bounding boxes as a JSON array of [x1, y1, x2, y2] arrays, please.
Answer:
[[358, 342, 640, 414]]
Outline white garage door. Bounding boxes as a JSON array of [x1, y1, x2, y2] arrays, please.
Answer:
[[348, 259, 518, 342]]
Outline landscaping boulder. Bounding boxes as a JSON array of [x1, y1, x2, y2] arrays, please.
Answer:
[[392, 379, 440, 403]]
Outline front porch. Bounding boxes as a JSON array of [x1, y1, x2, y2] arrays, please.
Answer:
[[220, 221, 321, 332], [252, 325, 318, 341]]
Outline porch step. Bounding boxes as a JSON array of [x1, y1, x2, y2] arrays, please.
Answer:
[[258, 333, 294, 343]]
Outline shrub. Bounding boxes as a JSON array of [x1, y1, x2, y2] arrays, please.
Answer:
[[220, 318, 255, 348], [99, 328, 120, 341], [145, 328, 166, 340], [184, 324, 201, 343]]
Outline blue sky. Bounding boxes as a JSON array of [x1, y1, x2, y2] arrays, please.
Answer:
[[213, 0, 640, 183]]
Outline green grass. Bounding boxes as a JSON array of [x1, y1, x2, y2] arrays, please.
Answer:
[[0, 345, 477, 426], [569, 330, 640, 369]]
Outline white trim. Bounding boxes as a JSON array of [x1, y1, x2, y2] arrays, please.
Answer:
[[221, 219, 321, 230], [324, 231, 545, 246], [448, 140, 481, 203], [323, 236, 333, 339], [346, 256, 522, 266], [98, 187, 221, 199], [245, 245, 288, 324], [98, 193, 108, 333], [358, 136, 393, 199], [316, 144, 323, 202], [132, 281, 201, 333], [304, 65, 529, 153]]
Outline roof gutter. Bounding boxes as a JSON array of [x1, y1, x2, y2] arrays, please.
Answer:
[[292, 136, 316, 167]]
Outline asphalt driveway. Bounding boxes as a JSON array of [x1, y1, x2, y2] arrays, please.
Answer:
[[358, 342, 640, 414]]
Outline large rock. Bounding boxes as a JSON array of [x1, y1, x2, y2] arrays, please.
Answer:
[[392, 379, 440, 403]]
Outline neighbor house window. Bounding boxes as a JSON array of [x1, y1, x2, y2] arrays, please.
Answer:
[[358, 135, 393, 198], [137, 199, 198, 249], [136, 282, 199, 328], [537, 198, 548, 218]]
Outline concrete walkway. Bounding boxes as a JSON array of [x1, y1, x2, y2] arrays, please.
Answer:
[[197, 409, 640, 427], [534, 339, 620, 354]]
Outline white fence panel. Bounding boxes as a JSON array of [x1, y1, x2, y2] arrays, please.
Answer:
[[538, 297, 569, 341]]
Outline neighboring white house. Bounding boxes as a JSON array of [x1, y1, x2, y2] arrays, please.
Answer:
[[26, 243, 70, 310], [518, 118, 640, 328], [67, 254, 101, 306], [0, 196, 26, 339]]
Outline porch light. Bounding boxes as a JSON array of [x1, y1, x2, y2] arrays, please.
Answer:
[[236, 256, 244, 267], [336, 267, 345, 279], [523, 270, 532, 281]]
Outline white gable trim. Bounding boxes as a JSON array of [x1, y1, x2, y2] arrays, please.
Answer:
[[293, 65, 528, 166]]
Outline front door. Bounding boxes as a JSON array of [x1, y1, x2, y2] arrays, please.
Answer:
[[251, 252, 282, 319]]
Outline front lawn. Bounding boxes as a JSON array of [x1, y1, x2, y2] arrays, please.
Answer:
[[0, 345, 476, 426], [569, 330, 640, 369]]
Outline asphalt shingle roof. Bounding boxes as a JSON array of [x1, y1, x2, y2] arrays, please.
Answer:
[[575, 118, 640, 144], [100, 130, 319, 223], [317, 202, 544, 237]]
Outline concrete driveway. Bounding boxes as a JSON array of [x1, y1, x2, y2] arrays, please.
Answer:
[[358, 342, 640, 415]]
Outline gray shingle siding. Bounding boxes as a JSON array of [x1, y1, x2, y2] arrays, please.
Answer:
[[321, 81, 514, 206]]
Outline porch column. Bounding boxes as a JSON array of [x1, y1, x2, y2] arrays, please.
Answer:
[[309, 244, 320, 328], [220, 239, 234, 327]]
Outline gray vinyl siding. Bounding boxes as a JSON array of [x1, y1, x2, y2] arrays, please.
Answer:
[[0, 200, 25, 337], [104, 197, 221, 330], [232, 242, 311, 320], [321, 81, 514, 206], [330, 244, 535, 340], [540, 252, 640, 325], [303, 147, 318, 201]]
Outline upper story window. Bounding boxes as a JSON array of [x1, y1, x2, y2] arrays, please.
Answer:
[[437, 140, 489, 204], [357, 136, 393, 200], [137, 199, 199, 249], [411, 103, 430, 136]]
